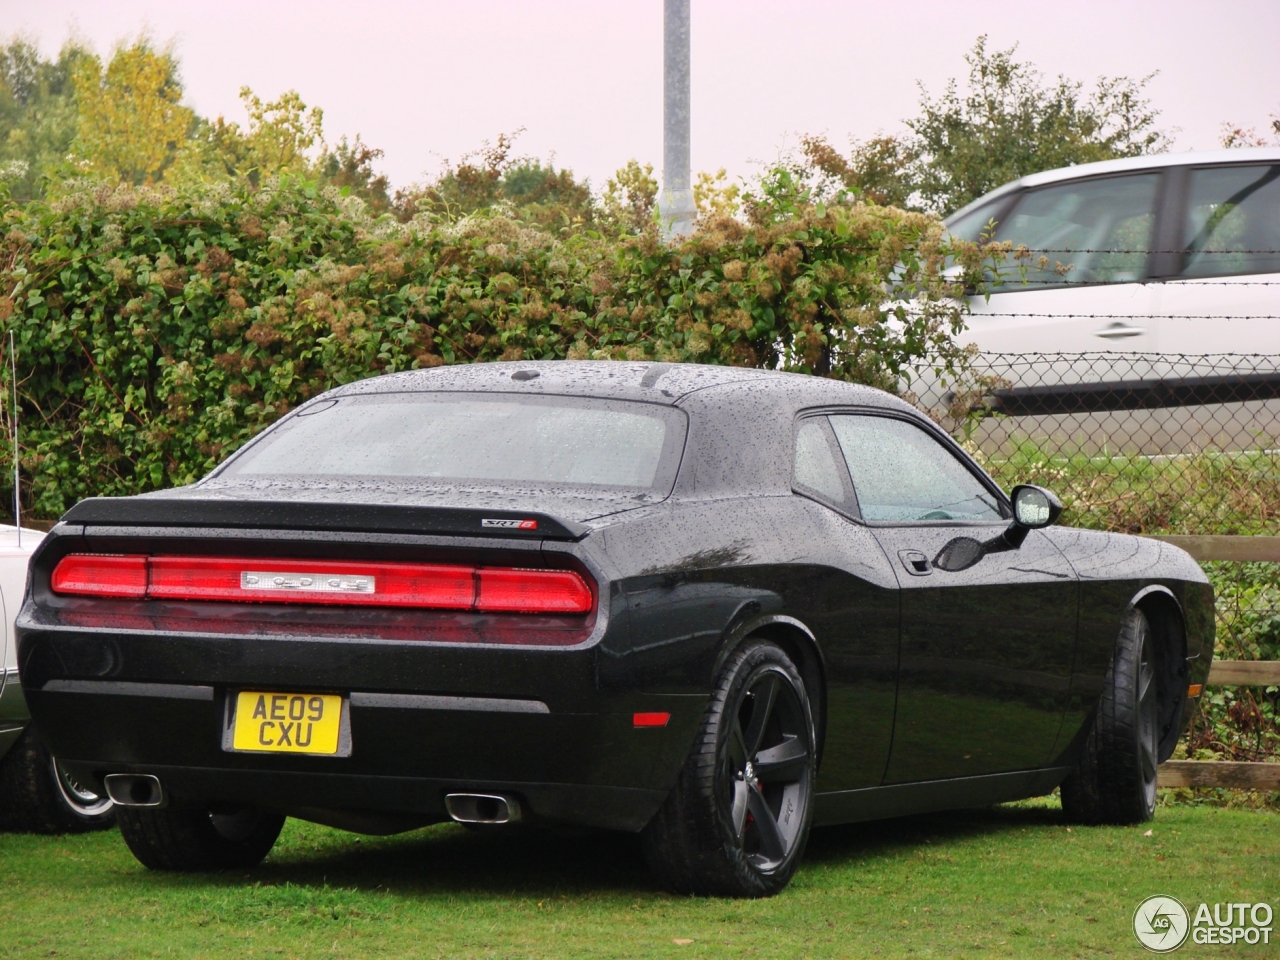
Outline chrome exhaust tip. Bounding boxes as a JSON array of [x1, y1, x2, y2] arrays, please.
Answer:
[[103, 773, 166, 808], [445, 792, 521, 824]]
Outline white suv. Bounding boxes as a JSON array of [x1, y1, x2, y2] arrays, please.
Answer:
[[945, 147, 1280, 357]]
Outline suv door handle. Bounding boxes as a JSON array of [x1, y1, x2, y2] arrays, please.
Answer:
[[898, 550, 932, 577], [1094, 321, 1146, 340]]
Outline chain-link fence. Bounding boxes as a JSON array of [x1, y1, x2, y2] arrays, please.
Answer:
[[936, 352, 1280, 536]]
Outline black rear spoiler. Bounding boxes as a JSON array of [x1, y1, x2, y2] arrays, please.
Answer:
[[59, 497, 588, 540]]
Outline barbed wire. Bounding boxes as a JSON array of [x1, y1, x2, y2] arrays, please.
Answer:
[[979, 247, 1280, 255], [974, 351, 1280, 361], [975, 313, 1280, 320], [987, 279, 1280, 286]]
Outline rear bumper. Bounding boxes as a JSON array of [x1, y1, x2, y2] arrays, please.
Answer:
[[58, 760, 667, 832], [17, 624, 702, 832]]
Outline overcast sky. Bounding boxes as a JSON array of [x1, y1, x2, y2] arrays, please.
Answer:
[[4, 0, 1278, 192]]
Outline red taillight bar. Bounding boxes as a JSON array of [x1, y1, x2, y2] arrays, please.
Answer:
[[50, 555, 593, 614]]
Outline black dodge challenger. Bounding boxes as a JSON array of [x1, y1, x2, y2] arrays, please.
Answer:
[[17, 361, 1214, 896]]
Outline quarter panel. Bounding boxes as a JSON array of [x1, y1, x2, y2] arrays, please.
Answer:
[[595, 495, 901, 791]]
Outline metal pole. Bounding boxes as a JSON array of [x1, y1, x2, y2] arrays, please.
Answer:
[[658, 0, 696, 240], [9, 330, 18, 545]]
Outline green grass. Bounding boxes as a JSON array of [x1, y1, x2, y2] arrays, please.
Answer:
[[1, 801, 1277, 958]]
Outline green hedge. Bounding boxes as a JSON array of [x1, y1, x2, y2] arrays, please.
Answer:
[[0, 176, 974, 518]]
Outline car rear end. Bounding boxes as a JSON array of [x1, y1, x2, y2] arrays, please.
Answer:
[[16, 378, 699, 835]]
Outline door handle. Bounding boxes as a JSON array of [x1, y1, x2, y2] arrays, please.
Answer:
[[898, 550, 932, 577], [1094, 321, 1146, 340]]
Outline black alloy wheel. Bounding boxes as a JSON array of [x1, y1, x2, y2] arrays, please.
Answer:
[[1061, 607, 1161, 824], [643, 641, 816, 897]]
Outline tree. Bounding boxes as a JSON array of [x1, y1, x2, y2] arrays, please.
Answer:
[[910, 37, 1170, 213], [170, 86, 325, 186], [316, 136, 391, 213], [693, 168, 740, 220], [792, 37, 1171, 215], [0, 37, 89, 200], [70, 37, 194, 185], [393, 131, 595, 227], [794, 133, 916, 209], [600, 160, 657, 233], [1220, 109, 1280, 148]]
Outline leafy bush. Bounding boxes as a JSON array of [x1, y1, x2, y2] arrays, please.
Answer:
[[0, 175, 979, 518]]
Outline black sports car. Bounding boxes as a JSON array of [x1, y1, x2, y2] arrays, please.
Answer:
[[17, 362, 1214, 897]]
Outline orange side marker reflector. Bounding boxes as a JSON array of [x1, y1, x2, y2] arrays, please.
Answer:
[[633, 712, 670, 728], [1187, 683, 1203, 698]]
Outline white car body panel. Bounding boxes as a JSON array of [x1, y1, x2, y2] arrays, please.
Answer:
[[964, 282, 1158, 356], [0, 525, 45, 753], [947, 147, 1280, 363]]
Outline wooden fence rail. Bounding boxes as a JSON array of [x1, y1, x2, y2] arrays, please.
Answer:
[[1145, 535, 1279, 789], [1158, 655, 1279, 789], [1158, 665, 1279, 787]]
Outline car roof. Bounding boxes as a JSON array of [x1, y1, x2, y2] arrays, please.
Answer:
[[326, 360, 909, 411], [318, 362, 922, 502], [946, 147, 1280, 225]]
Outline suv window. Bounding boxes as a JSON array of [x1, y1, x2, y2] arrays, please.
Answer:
[[1182, 164, 1280, 278], [985, 173, 1160, 288], [828, 415, 1003, 523], [945, 198, 1008, 242]]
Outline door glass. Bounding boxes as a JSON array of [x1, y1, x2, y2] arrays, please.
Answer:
[[829, 416, 1003, 522], [945, 198, 1007, 242], [989, 174, 1159, 288], [1181, 164, 1280, 278], [792, 418, 849, 506]]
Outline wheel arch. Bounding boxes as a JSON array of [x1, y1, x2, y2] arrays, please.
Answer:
[[1128, 586, 1190, 762], [713, 613, 828, 772]]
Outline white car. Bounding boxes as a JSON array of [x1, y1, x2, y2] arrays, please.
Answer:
[[945, 146, 1280, 358], [0, 523, 115, 832]]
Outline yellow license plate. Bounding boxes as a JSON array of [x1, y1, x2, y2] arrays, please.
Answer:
[[232, 692, 343, 755]]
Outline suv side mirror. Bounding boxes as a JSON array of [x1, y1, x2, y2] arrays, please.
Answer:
[[933, 484, 1062, 572]]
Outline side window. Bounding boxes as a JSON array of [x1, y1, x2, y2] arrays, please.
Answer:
[[1182, 164, 1280, 278], [828, 415, 1004, 523], [988, 173, 1160, 287], [945, 197, 1009, 242], [792, 418, 853, 511]]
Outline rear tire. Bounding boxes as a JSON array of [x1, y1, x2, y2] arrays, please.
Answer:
[[642, 640, 816, 897], [1061, 607, 1159, 825], [116, 803, 285, 871], [0, 725, 116, 834]]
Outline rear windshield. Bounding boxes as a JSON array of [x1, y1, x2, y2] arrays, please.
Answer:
[[218, 393, 686, 493]]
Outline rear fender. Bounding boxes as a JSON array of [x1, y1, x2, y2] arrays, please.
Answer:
[[711, 612, 828, 770]]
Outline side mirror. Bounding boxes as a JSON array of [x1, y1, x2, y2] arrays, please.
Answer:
[[933, 484, 1062, 573], [1000, 484, 1063, 550], [1010, 485, 1063, 530]]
